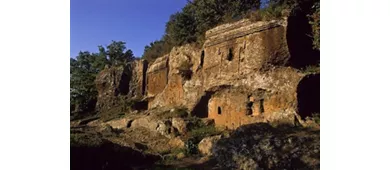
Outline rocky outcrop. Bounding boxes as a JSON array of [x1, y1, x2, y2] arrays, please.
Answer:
[[145, 19, 314, 129], [212, 123, 320, 169], [198, 135, 222, 156], [95, 18, 320, 130], [172, 117, 188, 134], [168, 137, 185, 149], [105, 117, 133, 129], [95, 59, 148, 114]]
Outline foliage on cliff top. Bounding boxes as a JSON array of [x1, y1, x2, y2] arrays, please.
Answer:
[[71, 41, 135, 118], [142, 0, 320, 63], [142, 0, 260, 63]]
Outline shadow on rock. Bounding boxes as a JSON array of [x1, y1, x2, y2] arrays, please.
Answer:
[[71, 138, 160, 170], [212, 123, 320, 170]]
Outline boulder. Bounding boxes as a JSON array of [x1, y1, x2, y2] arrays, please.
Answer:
[[176, 152, 186, 159], [106, 117, 132, 129], [99, 124, 114, 136], [168, 137, 185, 149], [131, 116, 174, 138], [172, 117, 188, 134], [201, 118, 215, 126], [198, 135, 222, 156]]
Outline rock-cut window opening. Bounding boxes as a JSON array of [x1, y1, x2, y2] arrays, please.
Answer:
[[200, 50, 205, 67], [246, 101, 254, 116], [227, 48, 233, 61], [218, 107, 222, 115], [259, 99, 265, 115]]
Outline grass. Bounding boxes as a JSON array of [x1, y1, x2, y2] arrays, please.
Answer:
[[312, 113, 320, 124], [156, 107, 189, 119], [302, 65, 320, 74], [70, 132, 103, 147], [190, 126, 221, 140], [101, 107, 126, 122], [154, 147, 188, 166]]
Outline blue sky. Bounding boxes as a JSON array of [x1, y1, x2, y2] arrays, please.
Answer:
[[71, 0, 188, 58]]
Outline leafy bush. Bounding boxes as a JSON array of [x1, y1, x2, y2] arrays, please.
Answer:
[[189, 124, 222, 143], [71, 41, 136, 118], [143, 0, 261, 62], [312, 113, 320, 124], [173, 108, 190, 118], [142, 39, 173, 62], [247, 3, 286, 22], [70, 52, 106, 117], [302, 64, 320, 74], [184, 138, 198, 155], [155, 107, 189, 119]]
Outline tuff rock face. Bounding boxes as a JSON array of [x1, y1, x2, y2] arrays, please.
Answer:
[[95, 59, 148, 113], [95, 18, 320, 130]]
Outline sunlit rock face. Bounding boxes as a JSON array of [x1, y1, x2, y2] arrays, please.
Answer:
[[95, 59, 147, 113], [96, 18, 319, 129]]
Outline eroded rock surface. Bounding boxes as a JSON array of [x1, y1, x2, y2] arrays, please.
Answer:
[[212, 123, 320, 170], [94, 18, 319, 129], [198, 135, 222, 156], [95, 59, 148, 114]]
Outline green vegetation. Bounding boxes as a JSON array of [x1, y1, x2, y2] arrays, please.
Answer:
[[186, 116, 223, 141], [312, 113, 320, 124], [71, 41, 135, 119], [71, 0, 320, 120], [156, 107, 189, 119], [142, 39, 173, 63], [142, 0, 320, 63], [184, 138, 199, 155], [70, 132, 103, 147], [142, 0, 260, 62], [98, 97, 144, 122], [302, 64, 320, 74], [70, 52, 105, 119], [247, 1, 286, 21], [189, 125, 221, 141]]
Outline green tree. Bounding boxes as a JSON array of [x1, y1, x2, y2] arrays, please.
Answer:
[[165, 4, 197, 45], [70, 51, 107, 117], [143, 0, 261, 62], [99, 41, 135, 66], [142, 39, 172, 62], [192, 0, 260, 38], [70, 41, 135, 118]]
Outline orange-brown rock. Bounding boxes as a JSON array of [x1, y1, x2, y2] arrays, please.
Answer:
[[96, 18, 320, 130]]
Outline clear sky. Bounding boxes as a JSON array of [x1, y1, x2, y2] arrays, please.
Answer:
[[71, 0, 188, 58]]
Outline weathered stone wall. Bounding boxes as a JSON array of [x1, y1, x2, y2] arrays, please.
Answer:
[[186, 19, 306, 129], [95, 59, 148, 113], [207, 87, 265, 129], [95, 18, 318, 129], [148, 45, 201, 108], [146, 56, 169, 97], [129, 59, 148, 98], [201, 19, 290, 89], [95, 66, 130, 112]]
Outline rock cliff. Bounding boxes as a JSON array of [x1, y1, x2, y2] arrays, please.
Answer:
[[95, 18, 320, 130]]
